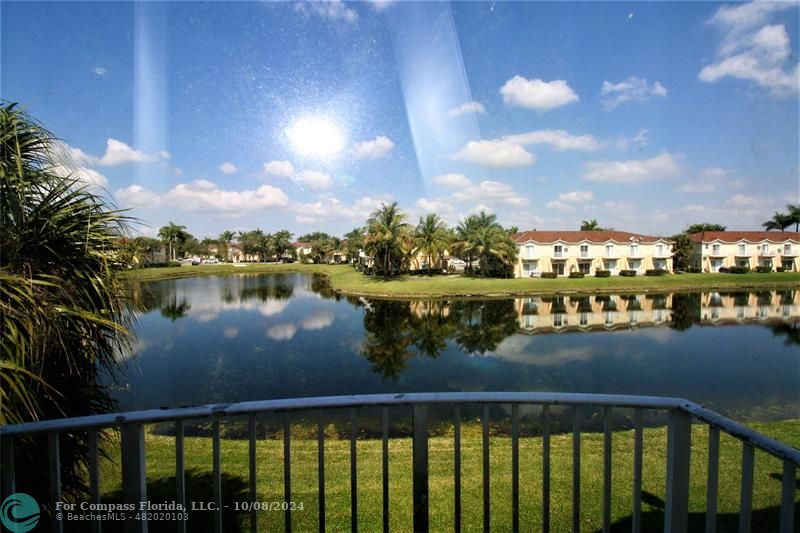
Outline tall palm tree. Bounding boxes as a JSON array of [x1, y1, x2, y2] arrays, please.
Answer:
[[219, 230, 235, 262], [365, 202, 412, 276], [787, 204, 800, 232], [1, 102, 134, 500], [580, 219, 600, 231], [414, 213, 450, 272], [454, 210, 517, 277], [158, 221, 188, 260], [762, 212, 793, 232]]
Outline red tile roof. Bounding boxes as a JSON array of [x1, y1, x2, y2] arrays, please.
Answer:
[[689, 231, 800, 243], [511, 230, 669, 244]]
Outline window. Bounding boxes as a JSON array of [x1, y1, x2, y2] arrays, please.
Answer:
[[578, 262, 591, 274], [712, 244, 720, 255], [629, 259, 641, 271], [656, 244, 663, 256], [525, 244, 534, 259], [761, 244, 769, 255], [579, 312, 588, 326], [605, 244, 614, 257], [738, 243, 746, 255], [784, 244, 792, 255], [553, 263, 565, 275], [629, 244, 639, 257], [522, 261, 538, 275], [604, 260, 616, 272], [782, 260, 794, 271], [579, 244, 588, 257], [553, 245, 563, 258]]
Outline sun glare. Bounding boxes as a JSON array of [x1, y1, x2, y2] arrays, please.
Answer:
[[285, 117, 345, 159]]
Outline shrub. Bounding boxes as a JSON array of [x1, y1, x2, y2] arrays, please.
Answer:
[[687, 267, 702, 273], [718, 267, 730, 273], [167, 261, 181, 268], [594, 270, 611, 278], [776, 266, 784, 272], [540, 272, 557, 279], [568, 272, 585, 278], [619, 270, 637, 277], [645, 269, 668, 276], [755, 265, 772, 273], [729, 266, 750, 274]]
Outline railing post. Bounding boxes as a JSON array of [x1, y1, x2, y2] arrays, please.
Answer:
[[412, 404, 429, 533], [121, 423, 148, 533], [664, 409, 691, 533]]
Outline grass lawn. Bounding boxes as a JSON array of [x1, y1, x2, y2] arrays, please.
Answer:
[[95, 420, 800, 533], [119, 263, 800, 299]]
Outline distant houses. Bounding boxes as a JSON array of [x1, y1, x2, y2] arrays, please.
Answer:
[[689, 231, 799, 272], [511, 230, 673, 278]]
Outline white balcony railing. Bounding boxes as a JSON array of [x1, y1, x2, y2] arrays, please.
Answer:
[[1, 393, 797, 533]]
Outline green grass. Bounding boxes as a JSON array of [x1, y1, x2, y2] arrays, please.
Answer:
[[119, 263, 800, 299], [95, 420, 800, 532]]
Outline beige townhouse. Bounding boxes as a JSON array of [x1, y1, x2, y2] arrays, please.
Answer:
[[689, 231, 800, 272], [511, 230, 673, 278]]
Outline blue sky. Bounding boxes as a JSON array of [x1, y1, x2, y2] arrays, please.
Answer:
[[2, 1, 798, 239]]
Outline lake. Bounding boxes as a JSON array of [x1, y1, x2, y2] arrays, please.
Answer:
[[118, 273, 800, 422]]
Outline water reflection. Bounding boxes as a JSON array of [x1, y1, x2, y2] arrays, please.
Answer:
[[120, 275, 799, 419]]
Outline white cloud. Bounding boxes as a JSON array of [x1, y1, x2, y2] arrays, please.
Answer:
[[500, 76, 579, 110], [616, 129, 650, 151], [98, 139, 159, 166], [601, 76, 667, 110], [729, 193, 767, 208], [415, 198, 456, 216], [290, 195, 388, 224], [700, 3, 799, 96], [366, 0, 394, 10], [294, 0, 358, 22], [92, 67, 107, 77], [219, 162, 237, 174], [223, 327, 239, 339], [432, 173, 472, 188], [293, 170, 334, 191], [352, 135, 395, 160], [448, 101, 487, 118], [301, 309, 335, 330], [546, 200, 574, 212], [452, 139, 535, 167], [583, 152, 682, 184], [52, 163, 109, 190], [503, 129, 603, 151], [452, 180, 529, 207], [675, 167, 739, 193], [558, 190, 594, 203], [267, 323, 297, 341], [264, 160, 296, 177], [115, 180, 289, 213]]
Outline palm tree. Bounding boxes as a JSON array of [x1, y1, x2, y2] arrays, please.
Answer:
[[1, 102, 134, 500], [580, 219, 600, 231], [344, 227, 365, 264], [365, 202, 412, 276], [787, 204, 800, 232], [158, 221, 189, 260], [414, 213, 450, 273], [219, 230, 235, 262], [762, 212, 793, 232], [454, 210, 517, 277]]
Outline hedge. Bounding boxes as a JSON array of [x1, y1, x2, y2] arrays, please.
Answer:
[[619, 270, 637, 277], [540, 272, 557, 279], [729, 266, 750, 274], [594, 270, 611, 278], [568, 272, 585, 278], [755, 266, 772, 273], [645, 269, 668, 276]]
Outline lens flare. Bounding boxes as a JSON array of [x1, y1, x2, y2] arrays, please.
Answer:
[[285, 117, 345, 159]]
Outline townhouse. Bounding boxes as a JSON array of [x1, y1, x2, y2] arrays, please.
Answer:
[[511, 230, 673, 278], [689, 231, 800, 272]]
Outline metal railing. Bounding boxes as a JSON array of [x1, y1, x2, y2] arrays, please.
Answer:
[[1, 392, 798, 533]]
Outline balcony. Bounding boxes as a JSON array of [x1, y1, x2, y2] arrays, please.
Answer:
[[578, 251, 591, 259], [1, 393, 797, 533], [782, 248, 797, 257], [708, 249, 726, 258], [759, 250, 776, 257]]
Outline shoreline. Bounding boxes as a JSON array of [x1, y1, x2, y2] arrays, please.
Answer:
[[118, 263, 800, 299]]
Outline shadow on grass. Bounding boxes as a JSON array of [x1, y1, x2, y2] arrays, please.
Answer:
[[603, 503, 799, 533], [81, 470, 250, 533]]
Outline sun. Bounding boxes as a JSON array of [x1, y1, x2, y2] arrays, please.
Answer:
[[285, 117, 345, 159]]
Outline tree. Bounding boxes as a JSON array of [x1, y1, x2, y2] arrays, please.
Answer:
[[219, 230, 236, 262], [158, 221, 189, 260], [686, 223, 726, 234], [762, 212, 793, 232], [580, 219, 600, 231], [238, 229, 271, 261], [414, 213, 450, 273], [454, 211, 517, 277], [344, 227, 365, 263], [272, 229, 294, 260], [785, 204, 800, 232], [1, 102, 134, 501], [365, 202, 412, 276], [671, 233, 695, 271]]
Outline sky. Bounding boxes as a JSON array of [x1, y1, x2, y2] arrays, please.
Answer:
[[2, 0, 799, 239]]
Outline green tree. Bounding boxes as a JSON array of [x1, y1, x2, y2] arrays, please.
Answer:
[[762, 212, 793, 232], [344, 227, 365, 263], [455, 211, 517, 277], [685, 223, 727, 234], [365, 202, 412, 276], [219, 230, 236, 262], [580, 219, 599, 231], [0, 102, 134, 500], [414, 213, 450, 273], [783, 204, 799, 232], [272, 229, 294, 260], [158, 221, 189, 261], [671, 233, 695, 271]]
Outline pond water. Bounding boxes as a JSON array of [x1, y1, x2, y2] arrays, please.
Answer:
[[118, 273, 800, 422]]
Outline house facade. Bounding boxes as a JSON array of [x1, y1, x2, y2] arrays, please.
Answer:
[[689, 231, 800, 272], [511, 230, 673, 278]]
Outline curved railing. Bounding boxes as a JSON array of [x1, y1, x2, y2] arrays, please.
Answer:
[[1, 392, 797, 532]]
